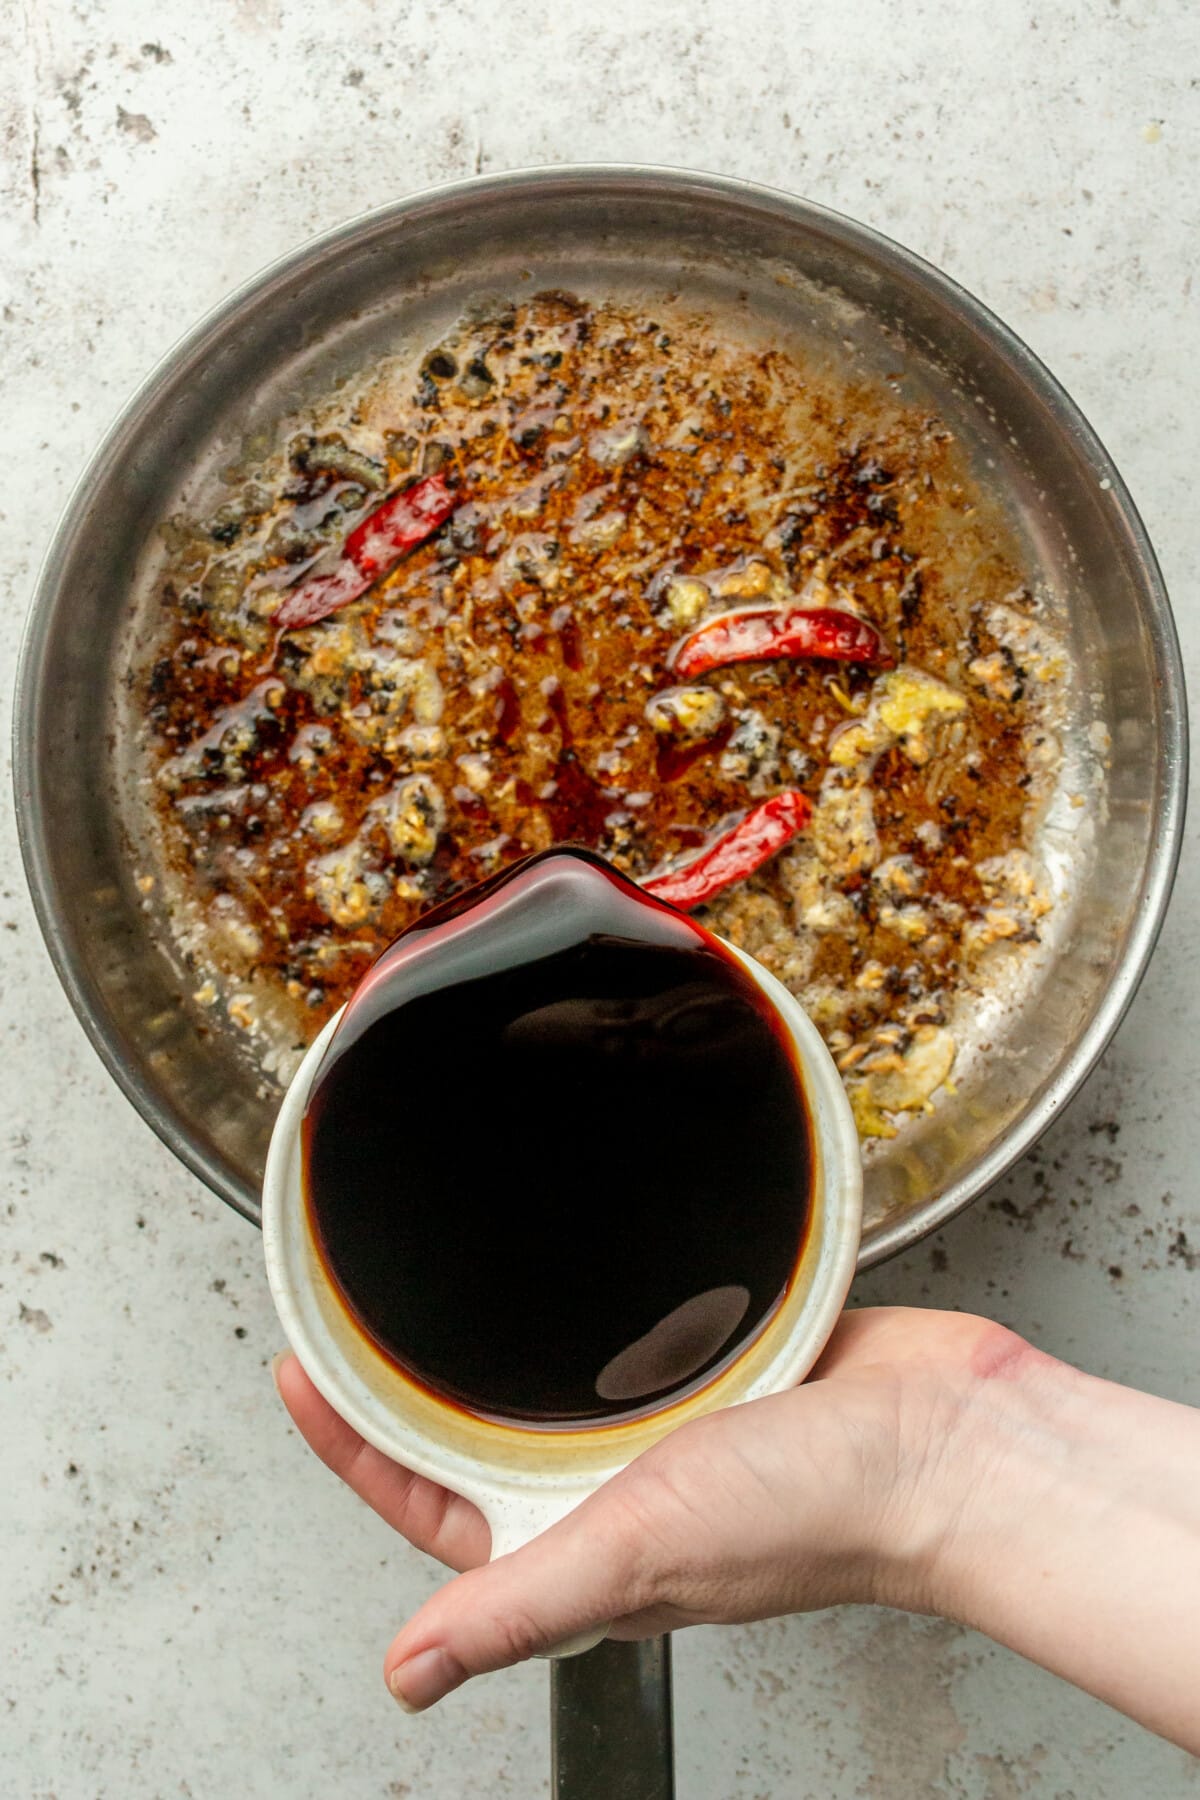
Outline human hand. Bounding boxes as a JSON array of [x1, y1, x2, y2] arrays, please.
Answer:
[[274, 1306, 1039, 1712]]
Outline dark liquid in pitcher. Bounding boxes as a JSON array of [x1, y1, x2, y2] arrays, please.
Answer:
[[303, 849, 814, 1427]]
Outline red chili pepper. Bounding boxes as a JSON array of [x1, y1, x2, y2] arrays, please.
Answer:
[[643, 791, 812, 911], [275, 473, 458, 629], [670, 604, 892, 681]]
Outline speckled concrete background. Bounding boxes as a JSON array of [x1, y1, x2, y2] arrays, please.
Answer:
[[2, 2, 1198, 1795]]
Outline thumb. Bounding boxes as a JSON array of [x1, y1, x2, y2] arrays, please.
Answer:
[[384, 1494, 649, 1712]]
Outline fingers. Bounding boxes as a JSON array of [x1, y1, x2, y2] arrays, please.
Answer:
[[272, 1353, 491, 1572], [378, 1366, 905, 1710], [383, 1490, 659, 1711], [275, 1349, 688, 1712], [275, 1310, 982, 1715]]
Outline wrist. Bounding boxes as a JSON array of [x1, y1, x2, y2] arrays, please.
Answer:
[[858, 1325, 1083, 1621], [798, 1307, 1200, 1755], [881, 1331, 1200, 1754], [913, 1335, 1089, 1626]]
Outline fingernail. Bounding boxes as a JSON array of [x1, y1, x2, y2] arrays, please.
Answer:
[[388, 1647, 464, 1713], [270, 1350, 290, 1395]]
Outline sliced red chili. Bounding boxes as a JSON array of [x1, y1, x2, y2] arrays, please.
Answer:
[[643, 790, 812, 911], [275, 473, 458, 630], [670, 604, 893, 681]]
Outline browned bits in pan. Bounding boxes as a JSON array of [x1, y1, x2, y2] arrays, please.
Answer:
[[141, 292, 1055, 1133]]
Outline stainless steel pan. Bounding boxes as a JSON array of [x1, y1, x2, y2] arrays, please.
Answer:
[[13, 165, 1185, 1266]]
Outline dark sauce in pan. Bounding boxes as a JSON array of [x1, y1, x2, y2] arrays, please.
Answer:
[[302, 849, 814, 1427]]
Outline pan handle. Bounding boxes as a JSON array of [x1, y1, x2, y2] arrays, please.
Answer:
[[551, 1634, 674, 1800]]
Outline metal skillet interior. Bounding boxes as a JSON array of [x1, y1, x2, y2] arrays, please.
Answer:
[[15, 169, 1184, 1265]]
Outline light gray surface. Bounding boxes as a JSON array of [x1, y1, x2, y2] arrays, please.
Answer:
[[1, 2, 1197, 1795]]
